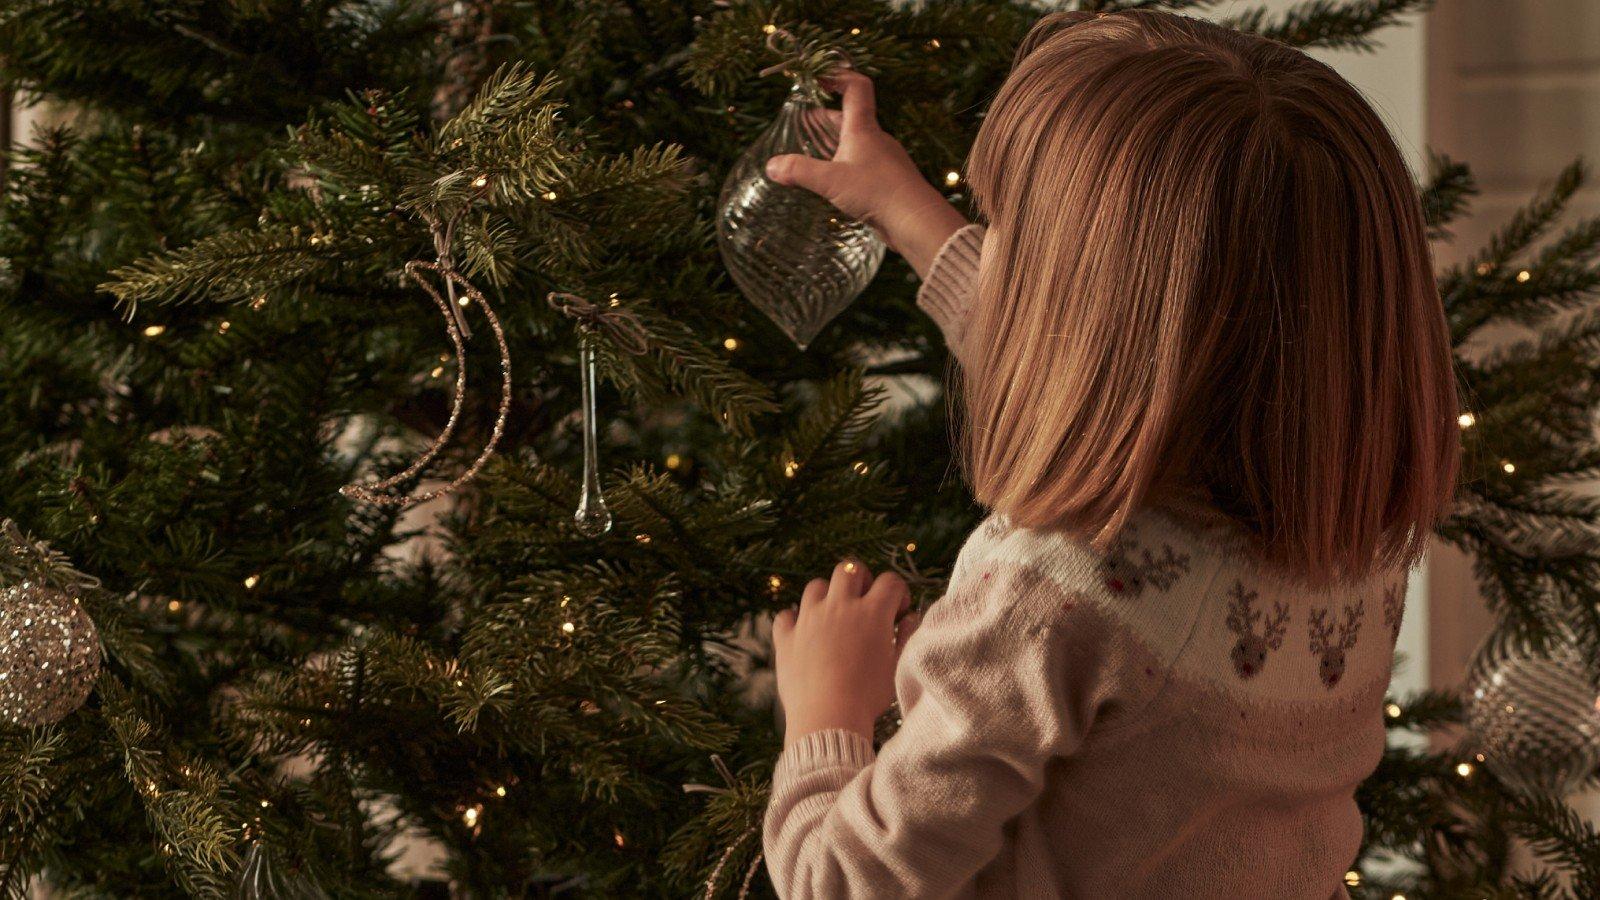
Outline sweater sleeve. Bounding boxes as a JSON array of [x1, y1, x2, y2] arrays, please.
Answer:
[[915, 223, 985, 366], [763, 563, 1112, 898]]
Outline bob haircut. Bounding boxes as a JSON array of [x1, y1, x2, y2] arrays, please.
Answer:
[[960, 10, 1459, 584]]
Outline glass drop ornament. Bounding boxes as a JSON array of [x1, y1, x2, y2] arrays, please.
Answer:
[[1464, 626, 1600, 795], [0, 581, 101, 727], [572, 332, 613, 537], [716, 74, 885, 350]]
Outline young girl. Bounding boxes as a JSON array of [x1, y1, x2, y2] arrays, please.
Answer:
[[760, 10, 1459, 898]]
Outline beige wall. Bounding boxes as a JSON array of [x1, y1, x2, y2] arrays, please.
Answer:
[[1426, 0, 1600, 692]]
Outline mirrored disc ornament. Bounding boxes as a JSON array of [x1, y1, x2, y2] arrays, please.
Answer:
[[0, 581, 101, 727], [716, 75, 885, 350], [1465, 626, 1600, 795]]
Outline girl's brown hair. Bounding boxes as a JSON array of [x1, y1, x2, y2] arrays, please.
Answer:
[[961, 10, 1459, 583]]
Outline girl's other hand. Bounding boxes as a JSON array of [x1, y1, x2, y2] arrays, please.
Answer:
[[765, 70, 969, 279], [772, 559, 922, 748]]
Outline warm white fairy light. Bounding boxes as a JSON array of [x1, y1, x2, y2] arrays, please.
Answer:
[[142, 325, 166, 338], [1456, 761, 1474, 778], [243, 574, 260, 589], [944, 170, 960, 186], [1457, 412, 1475, 428], [1516, 269, 1531, 283], [561, 621, 575, 634], [723, 336, 740, 351], [471, 174, 489, 189], [1385, 702, 1402, 718], [1502, 460, 1516, 474]]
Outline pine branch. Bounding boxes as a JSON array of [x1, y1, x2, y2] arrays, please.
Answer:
[[1221, 0, 1431, 52]]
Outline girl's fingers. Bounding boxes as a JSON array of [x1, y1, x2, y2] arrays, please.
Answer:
[[894, 611, 922, 657], [801, 577, 829, 608], [771, 606, 796, 661], [865, 571, 910, 614], [830, 558, 872, 597], [824, 69, 877, 133], [766, 153, 837, 197]]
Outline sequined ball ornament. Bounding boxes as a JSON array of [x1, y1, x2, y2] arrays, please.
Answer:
[[0, 581, 102, 727], [716, 68, 885, 350]]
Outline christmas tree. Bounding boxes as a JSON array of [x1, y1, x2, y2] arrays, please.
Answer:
[[1, 0, 1598, 895]]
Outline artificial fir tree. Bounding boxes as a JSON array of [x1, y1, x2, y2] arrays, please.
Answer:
[[0, 0, 1597, 896]]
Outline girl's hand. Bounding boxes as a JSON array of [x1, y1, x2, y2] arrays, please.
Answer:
[[772, 560, 922, 748], [765, 70, 969, 279]]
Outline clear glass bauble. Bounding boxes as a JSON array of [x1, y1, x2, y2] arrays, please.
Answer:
[[716, 77, 886, 350], [1464, 625, 1600, 795], [0, 581, 101, 727]]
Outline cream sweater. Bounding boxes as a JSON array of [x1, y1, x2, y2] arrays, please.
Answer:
[[763, 225, 1404, 899]]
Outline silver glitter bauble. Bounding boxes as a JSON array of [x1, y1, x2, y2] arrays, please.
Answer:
[[0, 581, 101, 727], [716, 76, 885, 350], [1465, 627, 1600, 795]]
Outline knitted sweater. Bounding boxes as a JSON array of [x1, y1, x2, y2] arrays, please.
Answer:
[[763, 224, 1405, 899]]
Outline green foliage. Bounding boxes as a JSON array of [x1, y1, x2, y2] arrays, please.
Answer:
[[2, 0, 1598, 895]]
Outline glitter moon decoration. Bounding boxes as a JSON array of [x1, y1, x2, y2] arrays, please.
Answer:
[[0, 581, 102, 727], [715, 73, 885, 350], [1464, 627, 1600, 795]]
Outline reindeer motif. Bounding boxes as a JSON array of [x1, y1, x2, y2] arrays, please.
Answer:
[[1101, 530, 1190, 598], [1224, 582, 1289, 679], [1308, 600, 1364, 689], [1381, 583, 1404, 646]]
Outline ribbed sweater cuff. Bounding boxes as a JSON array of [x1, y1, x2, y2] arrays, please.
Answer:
[[774, 729, 876, 787], [916, 222, 985, 358]]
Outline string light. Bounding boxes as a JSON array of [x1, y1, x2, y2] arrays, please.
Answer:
[[167, 600, 182, 613], [471, 174, 489, 189], [665, 453, 683, 470], [1456, 761, 1474, 778], [926, 38, 941, 49], [852, 461, 870, 475], [431, 366, 446, 378], [722, 336, 740, 351], [944, 170, 960, 186], [905, 541, 917, 553], [494, 785, 507, 797], [1502, 460, 1516, 474], [542, 190, 558, 201], [849, 27, 861, 35], [259, 799, 270, 808], [762, 23, 777, 34], [784, 460, 800, 478], [1385, 702, 1402, 718], [635, 533, 652, 544], [561, 621, 575, 634], [1516, 269, 1531, 283], [250, 295, 268, 310], [614, 829, 627, 847], [1344, 870, 1361, 887], [142, 325, 166, 338], [1457, 412, 1475, 429], [218, 321, 231, 334], [1475, 262, 1493, 276], [767, 574, 784, 592], [243, 574, 260, 589], [462, 804, 481, 827]]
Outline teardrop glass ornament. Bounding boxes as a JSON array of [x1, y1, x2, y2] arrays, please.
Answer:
[[573, 333, 613, 538], [716, 75, 886, 350]]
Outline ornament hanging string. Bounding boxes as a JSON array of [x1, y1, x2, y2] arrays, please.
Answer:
[[546, 291, 650, 356], [340, 212, 512, 508]]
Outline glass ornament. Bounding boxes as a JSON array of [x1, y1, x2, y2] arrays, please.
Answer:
[[572, 333, 613, 537], [716, 74, 885, 350], [0, 581, 101, 727], [1464, 625, 1600, 795]]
